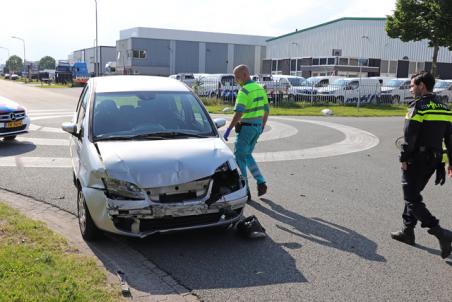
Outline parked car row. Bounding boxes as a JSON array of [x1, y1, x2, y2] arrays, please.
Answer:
[[168, 72, 452, 104]]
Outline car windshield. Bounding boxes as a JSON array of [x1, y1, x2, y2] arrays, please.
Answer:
[[92, 91, 215, 140], [434, 81, 450, 89], [288, 78, 304, 86], [331, 79, 350, 87], [385, 79, 404, 88]]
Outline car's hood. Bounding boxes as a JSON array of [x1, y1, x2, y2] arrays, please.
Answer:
[[96, 137, 235, 188], [0, 96, 25, 114]]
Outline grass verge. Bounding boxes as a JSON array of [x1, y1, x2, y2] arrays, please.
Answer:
[[204, 101, 409, 117], [0, 202, 119, 302]]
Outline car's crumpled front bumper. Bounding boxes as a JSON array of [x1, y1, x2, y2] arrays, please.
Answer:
[[83, 182, 247, 238]]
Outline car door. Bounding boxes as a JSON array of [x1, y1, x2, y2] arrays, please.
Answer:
[[71, 84, 91, 178]]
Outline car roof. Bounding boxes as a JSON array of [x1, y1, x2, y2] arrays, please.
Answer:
[[91, 75, 191, 93]]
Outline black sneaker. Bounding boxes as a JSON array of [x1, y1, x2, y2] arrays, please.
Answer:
[[257, 183, 267, 197], [390, 227, 415, 246], [237, 215, 266, 239]]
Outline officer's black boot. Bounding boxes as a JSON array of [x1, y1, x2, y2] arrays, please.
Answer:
[[427, 225, 452, 259], [390, 227, 415, 246]]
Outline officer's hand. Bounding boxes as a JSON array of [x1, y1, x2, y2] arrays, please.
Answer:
[[435, 162, 446, 185], [448, 165, 452, 178], [223, 128, 232, 141]]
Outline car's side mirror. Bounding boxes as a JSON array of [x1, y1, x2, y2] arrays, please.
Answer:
[[61, 122, 78, 136], [213, 118, 226, 129]]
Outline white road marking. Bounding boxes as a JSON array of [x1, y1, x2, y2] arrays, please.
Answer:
[[16, 137, 69, 146], [252, 117, 379, 162], [0, 156, 72, 168], [1, 113, 379, 167]]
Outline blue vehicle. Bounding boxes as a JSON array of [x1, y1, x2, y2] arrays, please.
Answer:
[[55, 61, 88, 86]]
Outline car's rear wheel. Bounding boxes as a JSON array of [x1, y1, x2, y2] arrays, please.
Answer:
[[77, 186, 102, 241], [3, 135, 16, 141]]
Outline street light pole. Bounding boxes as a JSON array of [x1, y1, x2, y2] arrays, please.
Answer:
[[358, 35, 369, 110], [11, 36, 26, 79], [94, 0, 99, 76]]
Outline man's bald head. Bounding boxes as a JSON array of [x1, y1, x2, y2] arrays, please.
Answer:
[[233, 64, 251, 85]]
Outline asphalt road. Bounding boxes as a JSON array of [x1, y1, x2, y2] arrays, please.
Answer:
[[1, 79, 451, 302]]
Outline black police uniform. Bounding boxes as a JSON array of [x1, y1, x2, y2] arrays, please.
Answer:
[[400, 93, 452, 230]]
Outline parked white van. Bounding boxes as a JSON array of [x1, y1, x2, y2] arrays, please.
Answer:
[[316, 78, 382, 104], [169, 73, 196, 88], [380, 78, 412, 103], [434, 80, 452, 103], [299, 76, 342, 99], [194, 74, 239, 99], [271, 75, 306, 101]]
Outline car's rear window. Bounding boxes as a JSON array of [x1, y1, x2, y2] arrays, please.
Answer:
[[92, 91, 215, 138]]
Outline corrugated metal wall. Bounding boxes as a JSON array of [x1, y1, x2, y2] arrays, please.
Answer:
[[175, 41, 199, 73], [267, 19, 452, 63], [205, 42, 228, 73], [233, 45, 255, 73]]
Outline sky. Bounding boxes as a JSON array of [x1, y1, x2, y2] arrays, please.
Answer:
[[0, 0, 397, 63]]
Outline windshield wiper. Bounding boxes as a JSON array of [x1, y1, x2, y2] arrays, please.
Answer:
[[94, 134, 166, 141], [136, 131, 210, 138]]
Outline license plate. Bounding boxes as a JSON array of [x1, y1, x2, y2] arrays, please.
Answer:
[[6, 120, 22, 128]]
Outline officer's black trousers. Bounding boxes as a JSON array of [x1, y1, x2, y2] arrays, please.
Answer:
[[401, 156, 440, 229]]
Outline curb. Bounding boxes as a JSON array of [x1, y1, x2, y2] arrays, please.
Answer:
[[0, 188, 200, 302]]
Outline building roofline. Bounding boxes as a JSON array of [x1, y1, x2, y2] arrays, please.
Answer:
[[266, 17, 387, 42]]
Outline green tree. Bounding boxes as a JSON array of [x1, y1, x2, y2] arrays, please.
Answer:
[[386, 0, 452, 77], [39, 56, 56, 70], [6, 55, 23, 74]]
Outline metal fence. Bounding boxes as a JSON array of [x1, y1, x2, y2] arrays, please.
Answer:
[[190, 79, 418, 107]]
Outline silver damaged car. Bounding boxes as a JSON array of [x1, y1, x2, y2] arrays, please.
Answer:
[[62, 76, 247, 241]]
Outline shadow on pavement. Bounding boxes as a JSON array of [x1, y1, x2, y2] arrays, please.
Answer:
[[249, 198, 386, 262], [0, 140, 36, 156], [122, 225, 307, 291]]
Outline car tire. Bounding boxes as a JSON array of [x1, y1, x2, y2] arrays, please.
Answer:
[[77, 185, 102, 241], [3, 135, 17, 141]]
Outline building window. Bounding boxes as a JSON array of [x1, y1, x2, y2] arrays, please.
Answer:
[[327, 58, 335, 65], [339, 58, 348, 65], [272, 60, 278, 71], [312, 58, 319, 65], [319, 58, 327, 65], [349, 58, 358, 66], [132, 50, 147, 59]]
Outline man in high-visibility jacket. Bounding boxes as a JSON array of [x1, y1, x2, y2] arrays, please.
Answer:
[[223, 64, 269, 198], [391, 71, 452, 259]]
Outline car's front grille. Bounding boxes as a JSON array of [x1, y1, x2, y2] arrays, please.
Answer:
[[0, 111, 26, 122], [0, 125, 27, 134], [113, 209, 242, 233]]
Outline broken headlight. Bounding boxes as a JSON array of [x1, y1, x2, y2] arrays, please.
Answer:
[[102, 178, 146, 200]]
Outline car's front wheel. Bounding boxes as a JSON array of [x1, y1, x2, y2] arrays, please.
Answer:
[[77, 186, 102, 241], [3, 135, 16, 141]]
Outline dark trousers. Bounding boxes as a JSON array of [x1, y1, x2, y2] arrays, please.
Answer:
[[401, 155, 439, 229]]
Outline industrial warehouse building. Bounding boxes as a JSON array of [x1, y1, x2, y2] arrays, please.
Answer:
[[69, 17, 452, 79], [114, 27, 269, 76], [263, 17, 452, 79]]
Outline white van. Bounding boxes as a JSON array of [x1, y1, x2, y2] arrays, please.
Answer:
[[169, 73, 196, 88], [434, 80, 452, 103], [271, 75, 306, 101], [316, 78, 382, 104], [300, 76, 342, 99], [194, 74, 240, 99], [380, 78, 412, 103]]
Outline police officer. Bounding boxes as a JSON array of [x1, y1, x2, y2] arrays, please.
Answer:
[[223, 64, 269, 197], [391, 71, 452, 259]]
